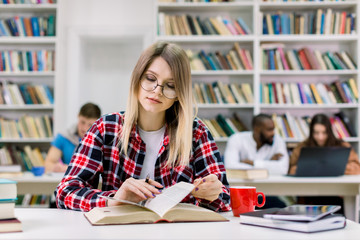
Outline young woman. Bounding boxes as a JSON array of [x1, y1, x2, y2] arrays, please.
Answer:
[[55, 42, 231, 212], [289, 113, 360, 175]]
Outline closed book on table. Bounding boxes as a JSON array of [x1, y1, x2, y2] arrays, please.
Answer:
[[0, 179, 17, 201], [240, 208, 346, 233], [0, 218, 22, 233], [226, 169, 269, 180]]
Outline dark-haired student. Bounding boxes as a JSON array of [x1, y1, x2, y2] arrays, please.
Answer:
[[45, 102, 101, 173], [288, 113, 360, 213], [289, 113, 360, 175], [55, 41, 231, 212]]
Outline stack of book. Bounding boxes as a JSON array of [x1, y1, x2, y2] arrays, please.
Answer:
[[239, 205, 346, 233], [0, 179, 22, 233]]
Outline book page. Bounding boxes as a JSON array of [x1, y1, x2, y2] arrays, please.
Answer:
[[144, 181, 195, 217]]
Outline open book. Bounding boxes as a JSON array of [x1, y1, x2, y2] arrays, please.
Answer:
[[84, 181, 227, 225]]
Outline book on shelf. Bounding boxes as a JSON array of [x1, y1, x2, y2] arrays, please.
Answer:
[[261, 44, 355, 71], [226, 168, 269, 180], [84, 181, 227, 225], [239, 207, 346, 233], [261, 9, 355, 35], [158, 12, 251, 36]]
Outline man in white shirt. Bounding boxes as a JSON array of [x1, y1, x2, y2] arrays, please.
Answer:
[[224, 113, 289, 208], [224, 113, 289, 175]]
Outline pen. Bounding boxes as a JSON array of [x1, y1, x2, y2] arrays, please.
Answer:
[[145, 173, 150, 184]]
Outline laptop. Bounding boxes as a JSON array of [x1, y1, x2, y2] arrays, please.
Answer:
[[295, 147, 351, 177]]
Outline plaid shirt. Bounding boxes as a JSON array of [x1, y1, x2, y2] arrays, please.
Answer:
[[55, 112, 231, 212]]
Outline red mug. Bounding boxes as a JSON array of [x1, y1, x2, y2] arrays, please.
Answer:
[[230, 186, 266, 217]]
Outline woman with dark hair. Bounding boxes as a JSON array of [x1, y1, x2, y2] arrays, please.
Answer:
[[289, 113, 360, 175]]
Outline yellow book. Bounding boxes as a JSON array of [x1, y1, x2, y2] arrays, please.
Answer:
[[348, 78, 358, 100], [84, 182, 227, 225], [309, 83, 323, 104]]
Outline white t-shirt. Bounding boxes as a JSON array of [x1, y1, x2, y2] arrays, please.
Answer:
[[224, 131, 289, 175], [138, 125, 166, 180]]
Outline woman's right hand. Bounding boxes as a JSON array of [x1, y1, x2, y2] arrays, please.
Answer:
[[107, 178, 163, 206]]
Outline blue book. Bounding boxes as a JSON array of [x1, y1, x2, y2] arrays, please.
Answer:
[[19, 84, 33, 104], [280, 14, 288, 34], [320, 12, 325, 34], [341, 82, 354, 103], [43, 85, 54, 104], [237, 18, 252, 34], [297, 83, 306, 104], [262, 15, 268, 34], [208, 53, 222, 70], [272, 14, 280, 35], [31, 17, 40, 36], [268, 49, 276, 70], [259, 83, 263, 103], [37, 51, 43, 71], [0, 21, 9, 36], [26, 51, 33, 71]]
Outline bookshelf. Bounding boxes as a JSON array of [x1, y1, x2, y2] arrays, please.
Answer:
[[155, 0, 360, 154], [0, 1, 57, 176]]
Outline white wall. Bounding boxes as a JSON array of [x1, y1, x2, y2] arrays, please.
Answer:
[[55, 0, 156, 133]]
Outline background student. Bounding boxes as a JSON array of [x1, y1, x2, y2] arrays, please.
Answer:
[[55, 41, 231, 212], [224, 113, 289, 208], [224, 113, 289, 175], [289, 113, 360, 175], [288, 113, 360, 212], [44, 102, 101, 173]]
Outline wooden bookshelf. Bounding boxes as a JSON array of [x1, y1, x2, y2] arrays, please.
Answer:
[[155, 0, 360, 153]]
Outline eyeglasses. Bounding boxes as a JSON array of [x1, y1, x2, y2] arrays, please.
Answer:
[[140, 76, 177, 99]]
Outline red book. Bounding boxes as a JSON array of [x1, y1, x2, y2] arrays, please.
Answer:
[[297, 49, 312, 70], [0, 218, 22, 233], [271, 82, 279, 104]]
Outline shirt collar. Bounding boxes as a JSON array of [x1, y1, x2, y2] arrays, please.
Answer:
[[129, 123, 170, 147]]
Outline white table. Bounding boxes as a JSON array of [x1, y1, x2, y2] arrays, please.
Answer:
[[0, 209, 359, 240], [228, 175, 360, 223]]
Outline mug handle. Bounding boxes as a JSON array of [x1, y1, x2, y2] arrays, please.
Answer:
[[256, 192, 266, 208]]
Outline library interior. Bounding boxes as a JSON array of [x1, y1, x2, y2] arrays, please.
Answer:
[[1, 0, 360, 239]]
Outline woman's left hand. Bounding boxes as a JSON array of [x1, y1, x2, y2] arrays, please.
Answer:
[[191, 174, 223, 202]]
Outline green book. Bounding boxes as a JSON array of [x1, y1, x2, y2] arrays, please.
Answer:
[[216, 115, 234, 136]]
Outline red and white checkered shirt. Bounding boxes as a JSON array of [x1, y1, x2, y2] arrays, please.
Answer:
[[55, 112, 231, 212]]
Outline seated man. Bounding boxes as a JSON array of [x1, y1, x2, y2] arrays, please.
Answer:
[[224, 113, 289, 208]]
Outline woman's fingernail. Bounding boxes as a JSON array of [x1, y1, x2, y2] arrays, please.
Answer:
[[152, 193, 156, 197], [203, 179, 206, 182], [195, 187, 199, 191]]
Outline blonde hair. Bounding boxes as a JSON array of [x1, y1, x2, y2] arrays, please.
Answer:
[[119, 41, 195, 167]]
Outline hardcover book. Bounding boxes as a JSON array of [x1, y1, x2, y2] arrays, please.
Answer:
[[240, 207, 346, 233], [84, 181, 227, 225]]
